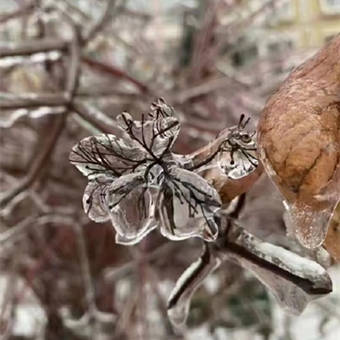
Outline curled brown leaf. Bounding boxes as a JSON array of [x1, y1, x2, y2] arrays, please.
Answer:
[[258, 35, 340, 249]]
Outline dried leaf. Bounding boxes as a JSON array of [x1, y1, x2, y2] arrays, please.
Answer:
[[187, 124, 263, 205], [258, 35, 340, 248]]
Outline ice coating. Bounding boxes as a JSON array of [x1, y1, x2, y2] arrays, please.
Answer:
[[224, 224, 332, 314], [69, 98, 222, 244], [83, 175, 113, 222], [237, 259, 323, 314], [217, 117, 258, 180], [69, 133, 144, 179], [104, 173, 158, 243], [287, 200, 338, 249], [158, 167, 221, 242], [259, 136, 340, 249], [167, 246, 221, 328], [116, 111, 180, 157], [218, 149, 258, 180], [167, 220, 332, 326]]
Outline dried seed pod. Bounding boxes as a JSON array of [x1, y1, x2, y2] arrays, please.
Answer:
[[258, 35, 340, 249]]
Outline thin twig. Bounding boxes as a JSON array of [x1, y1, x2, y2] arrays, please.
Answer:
[[0, 216, 36, 246], [84, 0, 119, 44], [0, 113, 66, 208], [65, 25, 81, 97], [0, 39, 68, 58], [71, 100, 119, 134], [0, 89, 141, 109], [81, 56, 150, 93], [104, 242, 175, 281], [0, 93, 69, 109], [0, 1, 35, 24], [74, 223, 98, 318]]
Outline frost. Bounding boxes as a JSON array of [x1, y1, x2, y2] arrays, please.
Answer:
[[255, 242, 326, 278]]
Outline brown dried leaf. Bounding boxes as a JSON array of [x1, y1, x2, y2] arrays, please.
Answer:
[[258, 35, 340, 249], [204, 163, 263, 204]]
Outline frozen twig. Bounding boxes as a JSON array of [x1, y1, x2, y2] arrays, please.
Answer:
[[74, 223, 98, 321], [104, 242, 175, 281], [65, 26, 81, 98], [0, 22, 81, 208], [0, 1, 35, 24], [0, 93, 69, 109], [0, 114, 66, 209], [167, 244, 221, 328], [167, 215, 333, 327], [0, 216, 36, 247], [0, 39, 68, 58], [218, 222, 332, 296], [70, 100, 120, 134], [81, 56, 151, 93], [83, 0, 119, 44]]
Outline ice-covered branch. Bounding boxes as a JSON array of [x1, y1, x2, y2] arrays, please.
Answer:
[[167, 215, 333, 327]]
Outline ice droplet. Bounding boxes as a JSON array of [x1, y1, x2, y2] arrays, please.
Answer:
[[285, 200, 338, 249]]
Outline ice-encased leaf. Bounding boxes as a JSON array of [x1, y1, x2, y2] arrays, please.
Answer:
[[116, 112, 180, 157], [106, 173, 158, 245], [224, 225, 332, 314], [149, 97, 175, 119], [218, 149, 258, 180], [167, 245, 221, 328], [158, 167, 221, 242], [217, 125, 258, 180], [70, 134, 145, 179], [83, 175, 113, 222]]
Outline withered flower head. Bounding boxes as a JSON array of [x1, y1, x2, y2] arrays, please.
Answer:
[[69, 99, 222, 245]]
